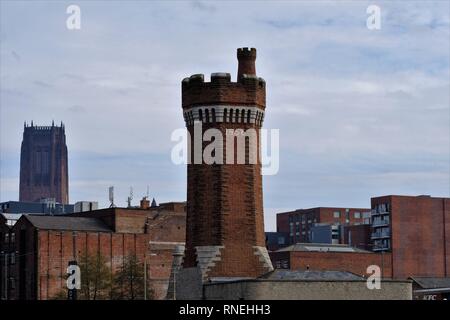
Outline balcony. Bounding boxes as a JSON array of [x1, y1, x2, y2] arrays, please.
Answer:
[[371, 231, 390, 239], [372, 218, 390, 227], [373, 246, 390, 252]]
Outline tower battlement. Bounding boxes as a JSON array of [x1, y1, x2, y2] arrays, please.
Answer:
[[181, 73, 265, 109], [24, 121, 65, 132], [237, 47, 257, 57], [182, 48, 265, 110]]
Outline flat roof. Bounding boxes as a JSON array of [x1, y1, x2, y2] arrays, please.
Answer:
[[276, 243, 372, 253]]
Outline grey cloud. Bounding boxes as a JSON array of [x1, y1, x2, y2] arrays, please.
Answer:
[[11, 50, 20, 62], [191, 1, 216, 13], [33, 80, 53, 88]]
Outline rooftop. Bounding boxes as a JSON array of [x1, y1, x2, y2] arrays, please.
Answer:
[[276, 243, 372, 253], [410, 277, 450, 289], [24, 215, 111, 232], [260, 269, 364, 281]]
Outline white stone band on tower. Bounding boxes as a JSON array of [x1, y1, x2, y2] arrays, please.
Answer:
[[183, 105, 265, 126]]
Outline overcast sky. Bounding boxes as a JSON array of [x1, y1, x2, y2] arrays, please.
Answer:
[[1, 1, 449, 231]]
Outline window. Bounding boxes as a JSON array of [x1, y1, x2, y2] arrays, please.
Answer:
[[205, 109, 210, 123], [10, 252, 15, 265], [223, 109, 228, 123], [10, 277, 15, 290], [4, 233, 9, 243], [10, 232, 15, 244], [354, 212, 361, 219], [211, 108, 216, 123], [198, 109, 203, 122], [333, 211, 340, 218]]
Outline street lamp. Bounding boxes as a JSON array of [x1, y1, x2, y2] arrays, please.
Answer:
[[144, 252, 157, 300]]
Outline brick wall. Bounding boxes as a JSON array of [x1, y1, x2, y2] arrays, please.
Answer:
[[270, 250, 392, 278], [372, 195, 450, 279]]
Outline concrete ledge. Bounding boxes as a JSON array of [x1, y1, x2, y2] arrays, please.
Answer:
[[204, 279, 412, 300]]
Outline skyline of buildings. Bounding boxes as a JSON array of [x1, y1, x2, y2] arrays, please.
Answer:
[[0, 2, 449, 303], [2, 2, 449, 234]]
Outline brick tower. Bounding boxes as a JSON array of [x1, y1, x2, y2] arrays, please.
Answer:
[[19, 121, 69, 204], [181, 48, 273, 280]]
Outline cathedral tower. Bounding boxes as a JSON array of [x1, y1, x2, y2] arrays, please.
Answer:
[[19, 121, 69, 204], [181, 48, 273, 280]]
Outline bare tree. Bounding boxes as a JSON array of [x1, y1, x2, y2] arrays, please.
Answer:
[[112, 254, 154, 300]]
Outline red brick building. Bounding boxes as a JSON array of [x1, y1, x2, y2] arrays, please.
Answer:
[[342, 224, 372, 251], [4, 202, 185, 300], [277, 207, 371, 245], [272, 195, 450, 280], [181, 48, 273, 279], [270, 243, 392, 278], [371, 195, 450, 279]]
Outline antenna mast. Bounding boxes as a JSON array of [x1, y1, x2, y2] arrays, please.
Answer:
[[127, 186, 134, 208], [109, 186, 115, 208]]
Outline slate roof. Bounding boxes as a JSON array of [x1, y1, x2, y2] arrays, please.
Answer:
[[25, 215, 111, 232], [410, 277, 450, 289], [276, 243, 371, 253], [260, 269, 364, 281]]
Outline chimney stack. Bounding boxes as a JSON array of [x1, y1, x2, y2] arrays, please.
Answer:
[[140, 197, 150, 210]]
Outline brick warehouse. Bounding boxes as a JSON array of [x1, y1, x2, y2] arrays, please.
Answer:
[[2, 201, 185, 300], [270, 243, 392, 278], [180, 47, 273, 281]]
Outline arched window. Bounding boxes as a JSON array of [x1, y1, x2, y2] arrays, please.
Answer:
[[247, 110, 251, 123], [198, 109, 203, 122], [241, 109, 245, 123], [205, 109, 210, 123], [224, 108, 228, 123], [235, 109, 240, 123], [229, 109, 234, 122], [212, 108, 216, 123]]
